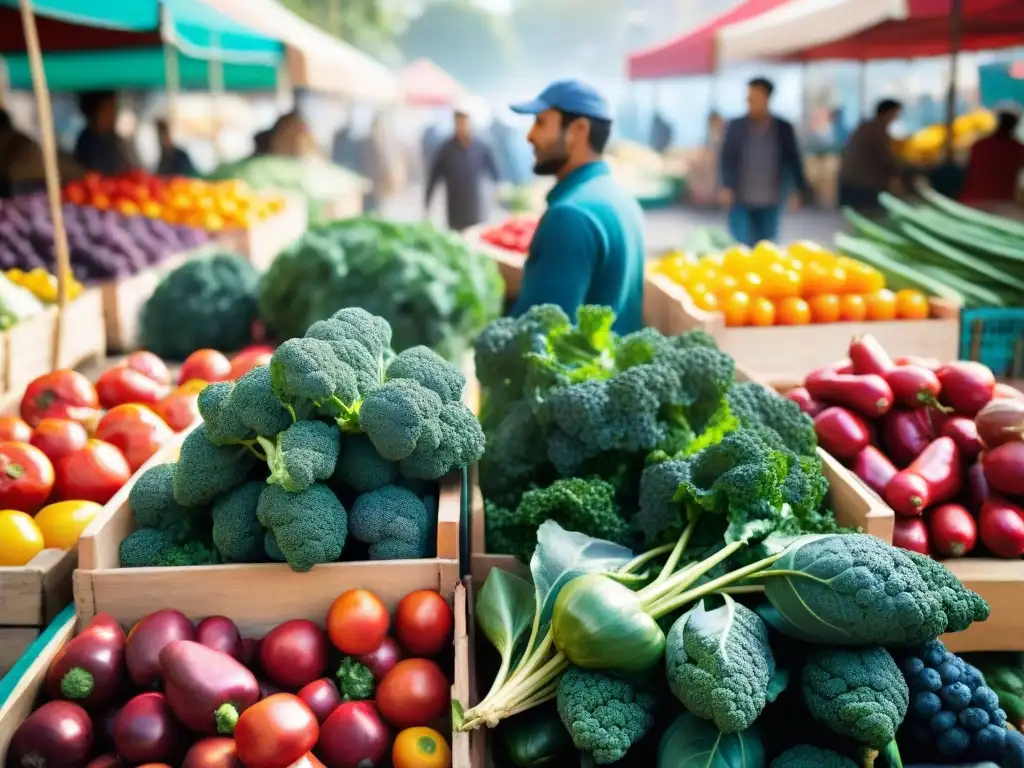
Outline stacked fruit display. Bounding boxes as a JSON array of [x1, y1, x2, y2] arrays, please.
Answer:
[[787, 334, 1024, 560], [62, 171, 287, 233], [479, 218, 537, 254], [6, 267, 84, 303], [653, 240, 933, 327]]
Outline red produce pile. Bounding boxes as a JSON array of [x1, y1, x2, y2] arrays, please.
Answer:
[[480, 218, 537, 254], [787, 335, 1024, 561]]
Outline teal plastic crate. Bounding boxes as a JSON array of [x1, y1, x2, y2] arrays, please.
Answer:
[[960, 308, 1024, 377]]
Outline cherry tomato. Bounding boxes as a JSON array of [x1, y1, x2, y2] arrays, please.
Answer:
[[0, 416, 32, 442], [95, 367, 168, 410], [95, 405, 174, 472], [392, 727, 452, 768], [394, 590, 453, 657], [865, 289, 897, 321], [690, 290, 718, 312], [720, 291, 750, 327], [229, 351, 272, 381], [748, 297, 776, 326], [123, 351, 171, 386], [234, 694, 319, 768], [375, 659, 450, 729], [807, 294, 840, 324], [760, 263, 801, 299], [152, 392, 200, 432], [21, 370, 100, 428], [776, 297, 811, 326], [179, 350, 232, 385], [54, 440, 131, 505], [0, 442, 55, 513], [845, 261, 886, 293], [895, 289, 930, 320], [176, 379, 209, 396], [838, 294, 868, 322], [327, 589, 390, 655], [738, 272, 763, 297], [31, 418, 88, 466], [33, 500, 102, 549]]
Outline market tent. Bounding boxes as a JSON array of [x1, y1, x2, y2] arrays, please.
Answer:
[[401, 58, 465, 106], [718, 0, 1024, 62], [627, 0, 792, 79]]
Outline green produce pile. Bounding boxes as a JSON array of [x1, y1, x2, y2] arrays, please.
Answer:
[[119, 307, 485, 572], [838, 182, 1024, 308], [139, 251, 260, 360], [259, 216, 503, 361]]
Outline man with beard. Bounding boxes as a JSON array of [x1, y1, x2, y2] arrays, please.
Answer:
[[508, 80, 644, 334]]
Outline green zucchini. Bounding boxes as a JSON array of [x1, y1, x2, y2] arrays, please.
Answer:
[[832, 233, 966, 305], [915, 264, 1007, 308], [895, 221, 1024, 295], [841, 206, 914, 248], [914, 182, 1024, 239], [903, 209, 1024, 264]]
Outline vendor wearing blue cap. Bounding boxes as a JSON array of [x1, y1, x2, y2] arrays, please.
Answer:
[[509, 80, 644, 333]]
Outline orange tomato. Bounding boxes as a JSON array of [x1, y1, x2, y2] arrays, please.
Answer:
[[721, 292, 751, 327], [392, 727, 452, 768], [760, 263, 801, 299], [866, 289, 898, 321], [748, 297, 776, 326], [808, 294, 841, 324], [838, 294, 868, 322], [803, 261, 847, 295], [776, 297, 811, 326], [738, 272, 763, 297], [141, 201, 162, 218], [33, 500, 102, 550], [91, 194, 111, 211], [787, 240, 832, 263], [895, 289, 930, 320], [116, 200, 140, 217], [202, 213, 226, 232]]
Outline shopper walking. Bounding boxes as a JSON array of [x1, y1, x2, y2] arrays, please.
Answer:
[[838, 99, 903, 214], [424, 107, 500, 232]]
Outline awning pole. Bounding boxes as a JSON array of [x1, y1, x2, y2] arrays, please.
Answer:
[[209, 32, 226, 162], [944, 0, 963, 160], [161, 5, 181, 132]]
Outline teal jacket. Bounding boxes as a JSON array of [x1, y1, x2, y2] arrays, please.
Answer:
[[511, 161, 645, 333]]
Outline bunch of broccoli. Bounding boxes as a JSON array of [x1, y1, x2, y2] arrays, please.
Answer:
[[119, 307, 484, 572]]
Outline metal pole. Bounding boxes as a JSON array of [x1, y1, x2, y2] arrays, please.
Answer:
[[944, 0, 963, 160]]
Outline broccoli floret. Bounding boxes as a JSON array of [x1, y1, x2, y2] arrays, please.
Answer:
[[669, 328, 719, 351], [613, 327, 669, 369], [358, 378, 443, 461], [478, 399, 551, 505], [256, 483, 347, 572], [198, 382, 253, 445], [726, 381, 818, 457], [770, 746, 858, 768], [269, 336, 361, 425], [305, 313, 386, 396], [172, 426, 256, 507], [328, 307, 392, 361], [386, 345, 465, 404], [780, 450, 831, 520], [119, 527, 218, 568], [637, 457, 691, 545], [230, 364, 293, 439], [336, 657, 375, 701], [211, 481, 266, 563], [333, 434, 397, 493], [258, 420, 341, 493], [349, 485, 432, 560], [264, 530, 286, 562], [398, 400, 485, 480], [801, 646, 909, 750], [665, 596, 777, 733], [555, 666, 656, 765], [129, 462, 193, 534], [902, 549, 991, 632], [474, 304, 573, 397]]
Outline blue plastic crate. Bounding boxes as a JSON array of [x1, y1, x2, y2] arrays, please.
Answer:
[[960, 308, 1024, 377]]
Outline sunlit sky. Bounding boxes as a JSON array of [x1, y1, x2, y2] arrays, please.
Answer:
[[473, 0, 513, 14]]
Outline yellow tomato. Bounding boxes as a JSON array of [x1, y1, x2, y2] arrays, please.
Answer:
[[895, 289, 930, 320], [777, 297, 812, 326], [803, 261, 847, 296], [752, 240, 785, 265], [717, 274, 739, 295], [721, 245, 753, 275], [865, 289, 898, 321], [0, 510, 44, 565], [701, 251, 726, 269], [808, 294, 841, 324], [787, 239, 831, 263], [748, 297, 776, 326], [845, 261, 886, 293], [690, 290, 719, 312], [721, 291, 751, 327], [177, 379, 209, 395], [393, 727, 451, 768], [761, 263, 802, 299], [738, 272, 763, 297], [33, 501, 102, 550], [838, 294, 868, 322]]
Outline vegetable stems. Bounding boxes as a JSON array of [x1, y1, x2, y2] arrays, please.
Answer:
[[647, 552, 784, 619], [620, 541, 676, 575], [638, 539, 746, 610], [651, 519, 696, 586]]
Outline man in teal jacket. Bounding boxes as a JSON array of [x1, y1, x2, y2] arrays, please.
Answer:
[[509, 81, 645, 334]]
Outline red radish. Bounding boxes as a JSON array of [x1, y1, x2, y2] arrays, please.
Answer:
[[884, 437, 963, 516], [8, 700, 94, 768], [317, 701, 390, 768], [939, 416, 983, 461], [894, 355, 941, 370], [259, 620, 329, 690], [975, 398, 1024, 449], [882, 409, 936, 468], [297, 678, 343, 723], [884, 366, 943, 409], [849, 335, 894, 376], [196, 616, 243, 660], [47, 612, 126, 709], [813, 407, 870, 461], [936, 361, 996, 416], [125, 609, 195, 688], [928, 503, 977, 557], [994, 383, 1024, 402], [806, 359, 854, 382], [786, 387, 825, 417], [892, 516, 931, 556], [981, 441, 1024, 497], [805, 372, 893, 418], [182, 738, 243, 768], [979, 497, 1024, 558], [112, 692, 182, 764], [355, 636, 404, 682], [966, 461, 994, 513], [160, 640, 260, 735], [851, 446, 898, 497]]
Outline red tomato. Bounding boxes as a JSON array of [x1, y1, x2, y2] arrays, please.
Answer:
[[21, 370, 100, 428], [326, 590, 390, 655], [30, 419, 89, 465], [95, 367, 168, 410], [151, 392, 200, 432], [375, 659, 449, 729], [228, 352, 272, 381], [0, 441, 55, 513], [234, 694, 319, 768], [0, 416, 33, 442], [179, 350, 232, 385], [54, 440, 131, 505], [394, 591, 453, 657], [123, 351, 171, 386], [95, 405, 174, 472]]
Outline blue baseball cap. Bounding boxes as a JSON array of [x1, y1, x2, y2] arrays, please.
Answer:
[[510, 79, 611, 122]]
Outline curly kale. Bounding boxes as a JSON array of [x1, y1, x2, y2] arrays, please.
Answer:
[[771, 746, 858, 768], [902, 549, 991, 633], [726, 381, 818, 457]]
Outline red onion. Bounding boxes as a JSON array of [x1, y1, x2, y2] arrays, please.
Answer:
[[975, 398, 1024, 449]]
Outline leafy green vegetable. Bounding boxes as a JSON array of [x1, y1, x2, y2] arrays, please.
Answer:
[[498, 704, 575, 766], [657, 712, 765, 768], [474, 568, 535, 703]]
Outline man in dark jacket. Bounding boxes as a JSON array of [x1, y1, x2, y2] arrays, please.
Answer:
[[424, 108, 500, 232], [155, 119, 198, 177], [718, 77, 810, 246], [74, 91, 139, 176]]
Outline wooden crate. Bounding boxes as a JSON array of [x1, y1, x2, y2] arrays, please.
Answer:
[[643, 272, 962, 389], [217, 196, 309, 272], [942, 559, 1024, 652], [462, 224, 525, 299], [55, 288, 107, 372], [0, 587, 472, 768]]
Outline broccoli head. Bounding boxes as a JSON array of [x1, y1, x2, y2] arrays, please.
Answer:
[[349, 485, 432, 560], [902, 549, 991, 633], [305, 312, 387, 397], [770, 746, 858, 768], [336, 657, 375, 701], [198, 382, 253, 445], [637, 457, 691, 545], [264, 530, 286, 562], [256, 483, 347, 572], [473, 304, 573, 400], [726, 381, 818, 458], [328, 307, 392, 361], [665, 595, 778, 733], [556, 666, 656, 765], [478, 399, 550, 507], [129, 462, 195, 536], [211, 481, 266, 563], [333, 434, 397, 493], [269, 336, 360, 424], [230, 364, 293, 439], [258, 420, 341, 493], [119, 527, 218, 568], [172, 426, 257, 507], [386, 345, 465, 404], [398, 400, 485, 480], [358, 378, 443, 461]]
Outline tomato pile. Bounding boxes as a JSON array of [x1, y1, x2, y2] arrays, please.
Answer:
[[480, 218, 537, 254], [7, 588, 456, 768], [786, 334, 1024, 560], [653, 240, 932, 327]]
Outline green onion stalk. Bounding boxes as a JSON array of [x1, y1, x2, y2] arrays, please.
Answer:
[[458, 520, 777, 731]]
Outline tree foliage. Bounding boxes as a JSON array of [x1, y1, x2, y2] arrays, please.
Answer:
[[278, 0, 401, 62], [510, 0, 627, 79]]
